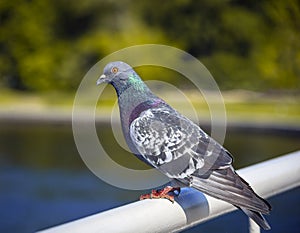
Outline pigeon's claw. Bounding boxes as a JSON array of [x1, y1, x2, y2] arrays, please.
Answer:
[[140, 186, 181, 203]]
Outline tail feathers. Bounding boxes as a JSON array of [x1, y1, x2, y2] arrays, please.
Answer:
[[240, 207, 271, 230], [190, 168, 271, 214], [187, 166, 271, 229]]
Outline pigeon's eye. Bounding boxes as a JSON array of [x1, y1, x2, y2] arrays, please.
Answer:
[[111, 67, 118, 74]]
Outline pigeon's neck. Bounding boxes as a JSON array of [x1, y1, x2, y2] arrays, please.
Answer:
[[117, 85, 160, 124], [112, 72, 158, 122], [111, 72, 149, 97]]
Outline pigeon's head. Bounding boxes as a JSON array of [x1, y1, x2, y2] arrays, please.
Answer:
[[97, 61, 147, 96], [97, 61, 136, 85]]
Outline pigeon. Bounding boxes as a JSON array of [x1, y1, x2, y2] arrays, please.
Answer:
[[96, 61, 271, 230]]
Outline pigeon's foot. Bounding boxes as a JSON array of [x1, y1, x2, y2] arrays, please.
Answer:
[[140, 186, 181, 203]]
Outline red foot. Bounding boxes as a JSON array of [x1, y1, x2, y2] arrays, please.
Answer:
[[140, 186, 181, 203]]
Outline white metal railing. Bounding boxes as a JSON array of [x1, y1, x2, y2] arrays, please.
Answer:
[[37, 151, 300, 233]]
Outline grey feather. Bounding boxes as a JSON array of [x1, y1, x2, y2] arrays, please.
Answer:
[[240, 207, 271, 230], [187, 167, 271, 214]]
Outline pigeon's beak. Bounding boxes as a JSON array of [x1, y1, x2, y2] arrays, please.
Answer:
[[96, 74, 108, 85]]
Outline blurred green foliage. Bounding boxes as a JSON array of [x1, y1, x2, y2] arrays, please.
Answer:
[[0, 0, 299, 91], [136, 0, 300, 90]]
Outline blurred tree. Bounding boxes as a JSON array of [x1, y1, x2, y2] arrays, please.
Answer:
[[0, 0, 112, 90], [255, 0, 300, 89], [0, 0, 299, 91], [0, 0, 169, 91], [135, 0, 300, 90]]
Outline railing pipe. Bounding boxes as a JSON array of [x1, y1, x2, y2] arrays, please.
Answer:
[[37, 151, 300, 233]]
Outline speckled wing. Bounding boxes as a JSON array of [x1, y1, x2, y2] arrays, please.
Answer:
[[129, 106, 233, 179], [129, 106, 271, 229]]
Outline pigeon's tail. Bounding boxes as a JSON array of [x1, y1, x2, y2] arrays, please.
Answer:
[[189, 166, 271, 230], [239, 207, 271, 230]]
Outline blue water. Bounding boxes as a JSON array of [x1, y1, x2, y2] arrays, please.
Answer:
[[0, 167, 131, 232], [0, 123, 299, 232]]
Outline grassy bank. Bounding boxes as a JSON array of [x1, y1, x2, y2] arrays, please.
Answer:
[[0, 89, 299, 126]]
